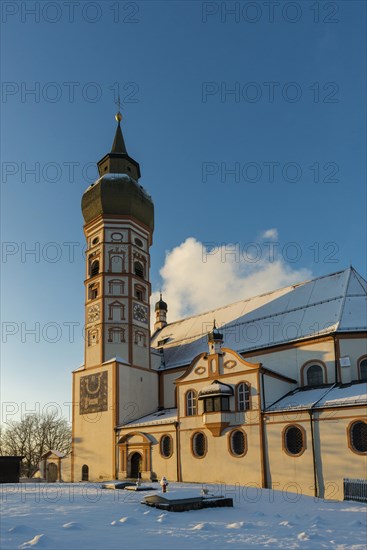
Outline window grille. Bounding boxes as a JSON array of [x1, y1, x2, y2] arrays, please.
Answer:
[[192, 432, 206, 458], [285, 426, 304, 455], [350, 421, 367, 453]]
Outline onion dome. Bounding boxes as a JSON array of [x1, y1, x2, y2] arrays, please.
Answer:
[[155, 293, 168, 312], [207, 321, 223, 343]]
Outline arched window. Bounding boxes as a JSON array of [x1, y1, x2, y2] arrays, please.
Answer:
[[160, 435, 173, 458], [349, 421, 367, 454], [237, 382, 250, 411], [229, 430, 247, 457], [134, 261, 144, 278], [306, 364, 324, 386], [359, 358, 367, 381], [192, 432, 207, 458], [82, 464, 89, 481], [186, 390, 197, 416], [108, 327, 125, 343], [283, 425, 305, 456], [90, 260, 99, 277]]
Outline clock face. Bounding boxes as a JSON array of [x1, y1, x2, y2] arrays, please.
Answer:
[[133, 303, 148, 323]]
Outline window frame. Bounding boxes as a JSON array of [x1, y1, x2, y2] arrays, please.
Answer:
[[203, 395, 230, 413], [228, 429, 247, 457], [159, 434, 173, 459], [301, 361, 327, 387], [236, 382, 251, 411], [358, 355, 367, 381], [282, 424, 306, 457], [348, 419, 367, 455], [191, 431, 207, 459], [185, 390, 198, 416]]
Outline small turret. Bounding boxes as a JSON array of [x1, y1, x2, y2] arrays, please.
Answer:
[[207, 321, 223, 354], [154, 293, 168, 332]]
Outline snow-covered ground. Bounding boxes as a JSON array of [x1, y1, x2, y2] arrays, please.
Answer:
[[1, 482, 366, 549]]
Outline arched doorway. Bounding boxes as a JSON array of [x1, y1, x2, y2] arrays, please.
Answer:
[[130, 453, 142, 478], [47, 462, 58, 482], [82, 464, 89, 481]]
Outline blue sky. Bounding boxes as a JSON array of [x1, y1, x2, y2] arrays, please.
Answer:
[[1, 1, 366, 422]]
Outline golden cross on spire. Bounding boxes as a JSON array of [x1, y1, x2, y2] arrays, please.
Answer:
[[115, 94, 123, 123]]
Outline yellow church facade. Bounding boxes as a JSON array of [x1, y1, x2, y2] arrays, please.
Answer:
[[66, 114, 367, 502]]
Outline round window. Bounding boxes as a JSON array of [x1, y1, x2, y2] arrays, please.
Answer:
[[135, 238, 143, 247]]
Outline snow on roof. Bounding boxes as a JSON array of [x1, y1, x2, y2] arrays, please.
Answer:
[[41, 450, 66, 458], [73, 364, 85, 372], [199, 381, 234, 397], [102, 356, 130, 366], [118, 408, 177, 429], [151, 268, 367, 369], [86, 173, 152, 199], [266, 382, 367, 412], [317, 383, 367, 407]]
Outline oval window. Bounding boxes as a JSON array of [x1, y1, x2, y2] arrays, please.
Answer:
[[135, 238, 143, 247], [284, 426, 305, 456], [349, 421, 367, 453], [230, 430, 246, 456], [160, 435, 173, 458], [192, 432, 206, 458]]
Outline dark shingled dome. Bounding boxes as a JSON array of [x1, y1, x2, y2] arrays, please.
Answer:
[[155, 297, 168, 311], [81, 175, 154, 231]]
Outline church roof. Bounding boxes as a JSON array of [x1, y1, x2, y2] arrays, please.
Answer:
[[266, 381, 367, 412], [117, 408, 177, 429], [151, 267, 367, 370]]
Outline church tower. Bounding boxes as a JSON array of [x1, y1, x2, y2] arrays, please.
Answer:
[[72, 113, 158, 482]]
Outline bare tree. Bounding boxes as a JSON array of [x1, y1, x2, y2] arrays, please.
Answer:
[[0, 412, 71, 477]]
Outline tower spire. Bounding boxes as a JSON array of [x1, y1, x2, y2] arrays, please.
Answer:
[[111, 111, 127, 154], [96, 109, 141, 179]]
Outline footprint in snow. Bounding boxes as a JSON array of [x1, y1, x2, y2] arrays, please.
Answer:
[[19, 534, 52, 548], [110, 516, 140, 526], [62, 522, 82, 530], [190, 523, 215, 531], [279, 521, 293, 527]]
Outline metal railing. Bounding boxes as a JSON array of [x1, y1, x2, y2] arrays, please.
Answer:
[[344, 478, 367, 503]]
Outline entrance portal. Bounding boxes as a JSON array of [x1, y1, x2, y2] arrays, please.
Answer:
[[47, 462, 58, 482], [130, 452, 142, 478]]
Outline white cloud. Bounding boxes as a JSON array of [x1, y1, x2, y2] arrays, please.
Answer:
[[261, 228, 279, 240], [151, 237, 312, 324]]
